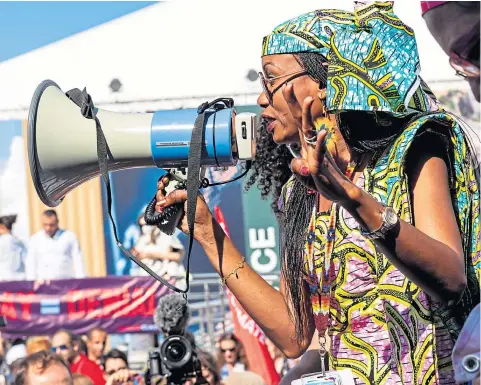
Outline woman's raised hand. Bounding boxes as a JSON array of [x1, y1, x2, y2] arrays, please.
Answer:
[[155, 176, 216, 242], [282, 83, 361, 205]]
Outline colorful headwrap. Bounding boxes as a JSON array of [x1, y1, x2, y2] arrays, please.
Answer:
[[261, 1, 440, 115]]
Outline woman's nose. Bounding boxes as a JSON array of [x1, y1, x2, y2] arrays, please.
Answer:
[[257, 91, 269, 108]]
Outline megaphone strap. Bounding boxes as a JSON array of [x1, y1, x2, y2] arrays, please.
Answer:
[[65, 89, 247, 295], [66, 87, 184, 293]]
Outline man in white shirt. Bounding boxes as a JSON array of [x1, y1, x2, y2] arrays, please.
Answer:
[[0, 213, 26, 281], [26, 210, 86, 280]]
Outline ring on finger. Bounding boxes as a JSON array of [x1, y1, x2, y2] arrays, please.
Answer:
[[303, 130, 318, 146]]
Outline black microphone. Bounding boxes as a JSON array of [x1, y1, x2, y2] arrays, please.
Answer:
[[154, 293, 191, 336]]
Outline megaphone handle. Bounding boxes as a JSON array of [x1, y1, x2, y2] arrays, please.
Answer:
[[144, 194, 185, 235]]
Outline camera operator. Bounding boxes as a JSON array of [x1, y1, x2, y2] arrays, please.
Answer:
[[104, 349, 144, 385]]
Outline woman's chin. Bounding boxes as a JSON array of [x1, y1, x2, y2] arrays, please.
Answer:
[[272, 131, 298, 146]]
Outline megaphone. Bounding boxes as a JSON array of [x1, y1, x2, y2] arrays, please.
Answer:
[[28, 80, 257, 208]]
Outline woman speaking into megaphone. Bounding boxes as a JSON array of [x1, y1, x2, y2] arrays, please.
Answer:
[[153, 3, 480, 385]]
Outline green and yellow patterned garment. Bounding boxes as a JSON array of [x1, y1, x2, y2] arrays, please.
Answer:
[[267, 2, 480, 384], [280, 114, 479, 384]]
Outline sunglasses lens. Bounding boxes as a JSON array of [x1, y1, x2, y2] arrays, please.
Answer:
[[52, 345, 68, 352]]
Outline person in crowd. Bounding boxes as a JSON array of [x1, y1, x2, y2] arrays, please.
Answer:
[[5, 341, 27, 385], [155, 2, 480, 385], [103, 349, 128, 378], [73, 373, 94, 385], [0, 214, 26, 281], [25, 337, 51, 356], [5, 342, 27, 371], [73, 336, 88, 357], [51, 330, 105, 385], [197, 350, 221, 385], [422, 1, 480, 102], [26, 210, 85, 280], [216, 334, 247, 380], [0, 334, 8, 385], [14, 350, 72, 385], [103, 349, 143, 385], [86, 328, 108, 368], [130, 211, 186, 287]]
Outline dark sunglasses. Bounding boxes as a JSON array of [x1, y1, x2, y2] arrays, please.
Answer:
[[221, 347, 236, 353], [258, 70, 308, 104], [51, 344, 69, 352]]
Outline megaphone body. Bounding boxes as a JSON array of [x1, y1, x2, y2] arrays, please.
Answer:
[[28, 80, 257, 208]]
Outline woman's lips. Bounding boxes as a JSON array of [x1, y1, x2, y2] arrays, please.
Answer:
[[267, 120, 276, 133]]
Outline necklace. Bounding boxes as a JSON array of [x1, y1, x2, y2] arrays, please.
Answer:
[[306, 156, 360, 375]]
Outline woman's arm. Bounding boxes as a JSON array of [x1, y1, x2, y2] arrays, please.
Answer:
[[345, 138, 465, 303], [199, 221, 315, 358]]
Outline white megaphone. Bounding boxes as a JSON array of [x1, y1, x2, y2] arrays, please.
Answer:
[[28, 79, 259, 293], [28, 80, 257, 209]]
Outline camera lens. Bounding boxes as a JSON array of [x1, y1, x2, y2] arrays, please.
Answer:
[[166, 341, 186, 362], [161, 335, 192, 369]]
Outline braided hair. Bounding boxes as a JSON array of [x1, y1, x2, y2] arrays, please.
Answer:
[[244, 118, 292, 213]]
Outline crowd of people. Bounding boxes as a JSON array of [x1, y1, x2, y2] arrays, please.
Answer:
[[0, 325, 293, 385]]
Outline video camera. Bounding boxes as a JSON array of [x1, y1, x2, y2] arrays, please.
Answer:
[[145, 335, 205, 385], [146, 294, 205, 385]]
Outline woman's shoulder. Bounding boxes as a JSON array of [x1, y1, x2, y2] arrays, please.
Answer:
[[377, 112, 461, 174]]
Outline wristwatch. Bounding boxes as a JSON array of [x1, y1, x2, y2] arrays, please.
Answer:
[[361, 203, 399, 240]]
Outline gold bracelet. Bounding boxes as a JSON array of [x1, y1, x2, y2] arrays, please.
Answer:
[[221, 257, 247, 286]]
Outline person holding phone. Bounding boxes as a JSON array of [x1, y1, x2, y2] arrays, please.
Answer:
[[155, 2, 480, 384]]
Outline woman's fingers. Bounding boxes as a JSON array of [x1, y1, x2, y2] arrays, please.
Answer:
[[282, 83, 302, 122], [155, 189, 165, 203], [157, 175, 170, 191], [301, 97, 315, 136], [313, 129, 329, 169], [155, 189, 187, 212], [156, 175, 172, 207], [290, 158, 316, 190]]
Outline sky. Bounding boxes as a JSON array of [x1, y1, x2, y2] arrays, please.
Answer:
[[0, 1, 157, 63]]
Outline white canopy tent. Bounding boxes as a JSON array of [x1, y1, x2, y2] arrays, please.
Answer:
[[0, 0, 465, 120]]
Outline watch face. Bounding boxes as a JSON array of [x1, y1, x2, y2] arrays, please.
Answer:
[[384, 207, 398, 227]]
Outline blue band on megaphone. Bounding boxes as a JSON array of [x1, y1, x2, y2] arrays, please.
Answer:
[[150, 108, 235, 168]]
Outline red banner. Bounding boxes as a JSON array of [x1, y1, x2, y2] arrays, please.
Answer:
[[214, 206, 280, 385], [0, 276, 174, 337]]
